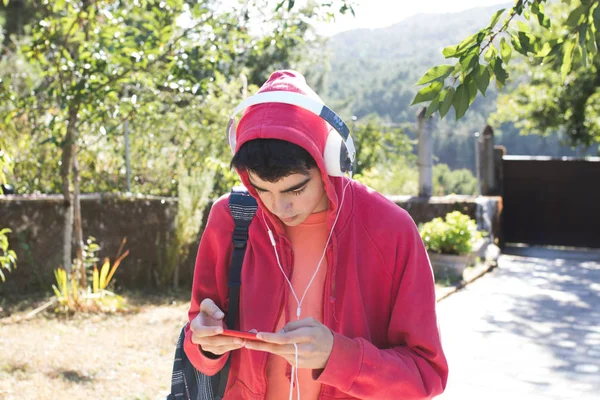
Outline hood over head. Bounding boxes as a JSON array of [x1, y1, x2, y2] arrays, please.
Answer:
[[232, 70, 345, 234]]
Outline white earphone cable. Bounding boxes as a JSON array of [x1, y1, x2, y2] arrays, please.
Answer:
[[262, 179, 351, 400]]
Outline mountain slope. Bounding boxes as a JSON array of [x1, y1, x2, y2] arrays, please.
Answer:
[[314, 3, 598, 171]]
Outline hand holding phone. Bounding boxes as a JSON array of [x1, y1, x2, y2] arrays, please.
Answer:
[[190, 298, 247, 356]]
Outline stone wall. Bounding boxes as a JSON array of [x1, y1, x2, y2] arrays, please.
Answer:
[[0, 193, 501, 297], [0, 194, 185, 297]]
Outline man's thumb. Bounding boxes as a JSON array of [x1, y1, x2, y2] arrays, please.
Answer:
[[200, 298, 225, 320]]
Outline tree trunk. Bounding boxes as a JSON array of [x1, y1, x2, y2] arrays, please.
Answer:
[[73, 153, 85, 288], [61, 108, 77, 275], [61, 110, 77, 274]]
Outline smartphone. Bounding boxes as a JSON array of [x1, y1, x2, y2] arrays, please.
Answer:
[[218, 329, 265, 342]]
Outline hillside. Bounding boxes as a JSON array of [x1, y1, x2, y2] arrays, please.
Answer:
[[314, 4, 598, 171]]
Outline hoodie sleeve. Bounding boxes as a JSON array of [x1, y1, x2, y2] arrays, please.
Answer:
[[316, 213, 448, 399], [183, 196, 234, 376]]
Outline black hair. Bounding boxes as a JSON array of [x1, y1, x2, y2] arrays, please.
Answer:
[[230, 139, 318, 182]]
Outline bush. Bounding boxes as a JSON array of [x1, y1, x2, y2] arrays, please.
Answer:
[[0, 228, 17, 283], [433, 163, 478, 196], [419, 211, 481, 255]]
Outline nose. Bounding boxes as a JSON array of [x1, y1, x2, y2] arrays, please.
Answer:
[[270, 196, 291, 216]]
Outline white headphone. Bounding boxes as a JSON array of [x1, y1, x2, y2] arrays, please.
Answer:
[[226, 91, 356, 177]]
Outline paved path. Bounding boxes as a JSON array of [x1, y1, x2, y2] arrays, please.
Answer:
[[436, 246, 600, 400]]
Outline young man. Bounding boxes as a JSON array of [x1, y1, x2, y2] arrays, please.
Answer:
[[184, 70, 448, 399]]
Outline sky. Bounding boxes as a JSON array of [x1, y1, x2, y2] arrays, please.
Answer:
[[315, 0, 511, 36]]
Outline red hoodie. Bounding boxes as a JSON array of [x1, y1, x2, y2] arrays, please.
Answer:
[[184, 70, 448, 399]]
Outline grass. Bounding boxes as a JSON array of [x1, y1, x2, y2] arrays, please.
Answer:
[[0, 290, 191, 400]]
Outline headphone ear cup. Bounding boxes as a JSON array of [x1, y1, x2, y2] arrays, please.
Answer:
[[323, 131, 345, 177]]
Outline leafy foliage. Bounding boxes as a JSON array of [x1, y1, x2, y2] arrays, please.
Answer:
[[413, 0, 600, 150], [351, 119, 419, 195], [52, 237, 129, 313], [419, 211, 482, 255], [433, 164, 478, 196], [492, 3, 600, 149], [319, 6, 598, 175], [0, 228, 17, 282], [0, 0, 355, 196]]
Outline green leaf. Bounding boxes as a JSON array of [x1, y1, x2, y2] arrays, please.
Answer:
[[411, 81, 444, 105], [466, 76, 478, 106], [484, 45, 497, 62], [493, 58, 508, 90], [586, 26, 598, 55], [534, 2, 551, 29], [579, 24, 589, 67], [439, 88, 455, 119], [516, 21, 531, 33], [536, 41, 554, 57], [487, 9, 505, 30], [594, 2, 600, 35], [531, 2, 539, 15], [561, 40, 576, 81], [460, 51, 479, 72], [500, 38, 512, 63], [442, 45, 460, 58], [476, 64, 491, 96], [566, 5, 585, 29], [518, 32, 534, 54], [425, 95, 441, 119], [457, 33, 478, 52], [416, 65, 455, 86], [511, 34, 524, 55], [453, 84, 469, 120]]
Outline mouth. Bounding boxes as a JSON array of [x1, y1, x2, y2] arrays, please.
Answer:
[[281, 215, 298, 223]]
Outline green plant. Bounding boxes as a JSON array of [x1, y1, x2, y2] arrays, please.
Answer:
[[419, 211, 482, 255], [433, 164, 478, 196], [52, 237, 129, 313], [0, 228, 17, 282]]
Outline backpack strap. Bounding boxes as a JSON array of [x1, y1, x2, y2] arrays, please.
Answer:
[[217, 186, 257, 398]]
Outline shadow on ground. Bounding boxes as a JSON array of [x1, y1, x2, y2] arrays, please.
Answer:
[[488, 246, 600, 388]]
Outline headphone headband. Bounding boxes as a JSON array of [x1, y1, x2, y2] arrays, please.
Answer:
[[229, 91, 350, 140], [227, 91, 355, 177]]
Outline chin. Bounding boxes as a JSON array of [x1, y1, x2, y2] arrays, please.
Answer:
[[281, 214, 306, 226]]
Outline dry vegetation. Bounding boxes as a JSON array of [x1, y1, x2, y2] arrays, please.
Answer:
[[0, 292, 190, 400]]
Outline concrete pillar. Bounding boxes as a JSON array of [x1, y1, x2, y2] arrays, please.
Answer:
[[494, 145, 506, 197], [417, 107, 433, 197], [482, 125, 495, 195]]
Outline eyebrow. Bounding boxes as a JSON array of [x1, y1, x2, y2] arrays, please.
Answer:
[[249, 176, 311, 193]]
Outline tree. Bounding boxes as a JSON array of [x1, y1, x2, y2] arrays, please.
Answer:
[[491, 3, 600, 149], [413, 0, 600, 150], [0, 143, 17, 283], [0, 0, 355, 285]]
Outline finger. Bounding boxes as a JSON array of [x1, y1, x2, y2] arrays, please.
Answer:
[[200, 298, 225, 320], [203, 341, 246, 355], [257, 328, 314, 344], [282, 318, 319, 332], [245, 341, 297, 355], [196, 334, 246, 348], [190, 318, 224, 336]]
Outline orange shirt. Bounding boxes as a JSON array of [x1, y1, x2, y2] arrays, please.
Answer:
[[265, 210, 329, 400]]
